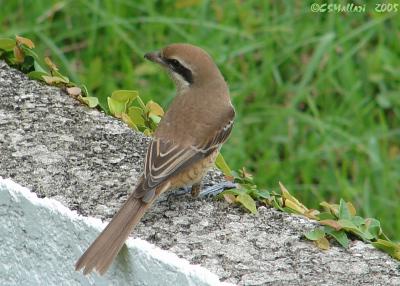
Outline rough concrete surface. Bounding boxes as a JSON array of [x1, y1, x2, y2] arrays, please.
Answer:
[[0, 60, 399, 285]]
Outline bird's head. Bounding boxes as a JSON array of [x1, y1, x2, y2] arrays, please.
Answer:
[[144, 43, 224, 91]]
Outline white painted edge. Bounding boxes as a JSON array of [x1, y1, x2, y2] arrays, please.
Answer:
[[0, 177, 235, 286]]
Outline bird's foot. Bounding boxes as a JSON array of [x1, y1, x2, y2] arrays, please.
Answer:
[[171, 181, 236, 199], [198, 181, 237, 198], [171, 187, 191, 196]]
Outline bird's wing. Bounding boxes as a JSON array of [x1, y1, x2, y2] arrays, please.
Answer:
[[133, 113, 234, 202]]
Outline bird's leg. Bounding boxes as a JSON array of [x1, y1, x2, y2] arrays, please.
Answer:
[[172, 183, 201, 197], [198, 181, 237, 198], [191, 182, 201, 197]]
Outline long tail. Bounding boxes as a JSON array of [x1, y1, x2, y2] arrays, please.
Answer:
[[75, 190, 153, 275]]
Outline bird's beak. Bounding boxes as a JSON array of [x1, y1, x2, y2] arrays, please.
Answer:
[[144, 51, 166, 66]]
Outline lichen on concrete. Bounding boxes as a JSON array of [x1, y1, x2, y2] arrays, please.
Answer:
[[1, 61, 399, 285]]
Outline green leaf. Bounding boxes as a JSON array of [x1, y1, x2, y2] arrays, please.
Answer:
[[306, 228, 331, 249], [27, 71, 47, 81], [338, 199, 352, 220], [271, 196, 285, 211], [107, 97, 126, 117], [346, 202, 356, 216], [16, 35, 35, 49], [121, 112, 139, 131], [223, 193, 236, 204], [315, 236, 330, 250], [146, 100, 164, 116], [215, 153, 232, 177], [372, 239, 400, 260], [80, 96, 99, 108], [80, 84, 90, 97], [304, 209, 320, 220], [0, 38, 16, 51], [14, 46, 24, 63], [149, 114, 161, 125], [53, 70, 70, 83], [34, 60, 48, 73], [44, 56, 58, 71], [111, 90, 138, 106], [108, 90, 138, 117], [127, 106, 145, 127], [320, 201, 339, 218], [143, 128, 152, 136], [253, 189, 271, 200], [351, 216, 365, 227], [21, 45, 39, 60], [42, 75, 69, 84], [236, 193, 257, 214], [0, 50, 14, 62], [221, 188, 243, 197], [364, 218, 382, 239], [319, 219, 342, 231], [280, 181, 309, 215], [305, 228, 326, 241], [337, 219, 357, 229], [338, 219, 374, 241], [325, 228, 349, 248], [238, 167, 254, 182], [359, 231, 375, 241], [318, 212, 336, 220]]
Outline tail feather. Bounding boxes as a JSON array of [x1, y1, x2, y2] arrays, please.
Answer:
[[75, 192, 151, 275]]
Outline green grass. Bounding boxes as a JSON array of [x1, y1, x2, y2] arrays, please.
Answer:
[[1, 0, 399, 238]]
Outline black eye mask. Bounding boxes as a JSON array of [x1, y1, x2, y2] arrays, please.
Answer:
[[165, 58, 193, 84]]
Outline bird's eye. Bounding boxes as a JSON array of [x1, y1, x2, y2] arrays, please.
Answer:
[[167, 59, 181, 67], [165, 58, 194, 84]]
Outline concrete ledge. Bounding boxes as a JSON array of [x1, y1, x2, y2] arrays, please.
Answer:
[[0, 178, 230, 285], [1, 61, 400, 285]]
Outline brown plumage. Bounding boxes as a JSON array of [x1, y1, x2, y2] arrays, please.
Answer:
[[75, 43, 235, 275]]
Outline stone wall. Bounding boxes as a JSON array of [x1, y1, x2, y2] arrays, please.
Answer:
[[1, 61, 399, 285]]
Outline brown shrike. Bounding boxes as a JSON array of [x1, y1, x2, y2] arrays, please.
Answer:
[[75, 43, 235, 275]]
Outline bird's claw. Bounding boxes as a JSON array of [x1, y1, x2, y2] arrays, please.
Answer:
[[170, 181, 236, 199], [199, 181, 237, 198]]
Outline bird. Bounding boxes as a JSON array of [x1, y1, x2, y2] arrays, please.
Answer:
[[75, 43, 235, 275]]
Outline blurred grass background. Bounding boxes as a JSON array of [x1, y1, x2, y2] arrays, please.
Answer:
[[1, 0, 399, 238]]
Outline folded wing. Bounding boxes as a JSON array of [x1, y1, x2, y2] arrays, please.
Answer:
[[134, 115, 234, 202]]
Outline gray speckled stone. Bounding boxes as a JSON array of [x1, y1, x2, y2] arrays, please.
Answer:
[[1, 61, 399, 285]]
